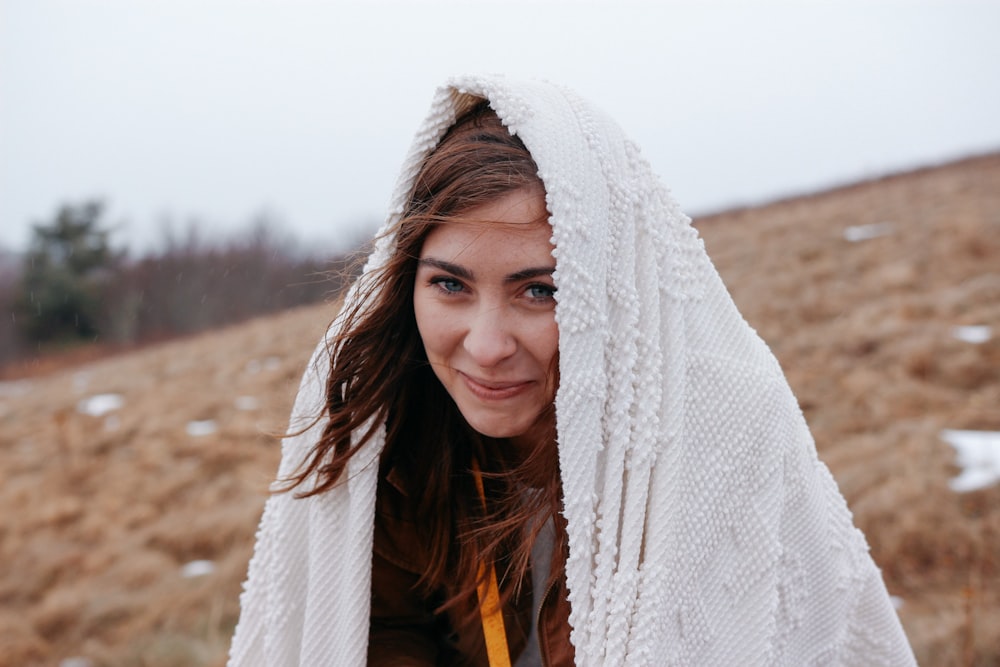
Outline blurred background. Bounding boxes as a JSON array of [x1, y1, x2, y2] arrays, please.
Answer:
[[3, 0, 999, 252], [1, 1, 998, 665]]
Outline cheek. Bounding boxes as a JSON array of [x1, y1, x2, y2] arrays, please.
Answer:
[[542, 325, 559, 366], [413, 297, 454, 361], [534, 320, 560, 386]]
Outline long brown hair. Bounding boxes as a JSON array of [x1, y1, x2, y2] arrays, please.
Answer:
[[284, 99, 565, 642]]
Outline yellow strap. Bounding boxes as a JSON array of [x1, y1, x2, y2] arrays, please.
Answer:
[[473, 465, 512, 667]]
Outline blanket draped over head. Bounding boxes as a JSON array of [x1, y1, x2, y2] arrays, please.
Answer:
[[228, 75, 916, 666]]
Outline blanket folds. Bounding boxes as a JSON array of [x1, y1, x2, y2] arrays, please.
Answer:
[[228, 74, 917, 666]]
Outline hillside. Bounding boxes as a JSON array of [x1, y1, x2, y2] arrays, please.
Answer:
[[2, 152, 998, 666]]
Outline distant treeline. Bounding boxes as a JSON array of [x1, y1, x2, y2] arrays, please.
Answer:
[[0, 200, 363, 368]]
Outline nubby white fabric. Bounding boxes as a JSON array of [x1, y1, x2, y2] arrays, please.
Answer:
[[229, 75, 917, 666]]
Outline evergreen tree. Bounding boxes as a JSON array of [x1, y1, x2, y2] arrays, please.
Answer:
[[15, 201, 122, 345]]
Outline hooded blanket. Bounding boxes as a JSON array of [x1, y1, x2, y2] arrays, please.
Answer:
[[228, 75, 916, 666]]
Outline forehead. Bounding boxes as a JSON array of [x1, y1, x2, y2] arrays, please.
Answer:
[[419, 189, 555, 266]]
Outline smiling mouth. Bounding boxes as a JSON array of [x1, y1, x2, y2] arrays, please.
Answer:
[[460, 373, 533, 400]]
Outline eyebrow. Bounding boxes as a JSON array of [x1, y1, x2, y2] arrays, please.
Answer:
[[506, 267, 556, 283], [417, 258, 555, 283]]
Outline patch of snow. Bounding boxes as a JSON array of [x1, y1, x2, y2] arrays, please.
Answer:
[[181, 560, 216, 578], [941, 429, 1000, 493], [77, 394, 124, 417], [843, 222, 894, 242], [246, 356, 282, 375], [235, 395, 260, 411], [951, 325, 992, 344], [186, 420, 218, 437], [60, 658, 95, 667]]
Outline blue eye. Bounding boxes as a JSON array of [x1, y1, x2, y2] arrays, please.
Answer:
[[431, 277, 464, 294], [526, 284, 556, 299]]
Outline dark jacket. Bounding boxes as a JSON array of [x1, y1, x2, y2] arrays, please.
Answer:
[[368, 470, 575, 666]]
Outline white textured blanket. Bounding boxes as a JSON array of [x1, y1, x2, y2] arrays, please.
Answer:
[[228, 75, 917, 666]]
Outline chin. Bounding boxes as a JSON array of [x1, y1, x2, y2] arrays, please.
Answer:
[[461, 406, 553, 446], [456, 405, 533, 440], [467, 418, 530, 440]]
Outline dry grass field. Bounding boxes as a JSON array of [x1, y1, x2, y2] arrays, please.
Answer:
[[1, 153, 998, 666]]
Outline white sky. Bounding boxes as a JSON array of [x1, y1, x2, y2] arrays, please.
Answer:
[[2, 0, 999, 254]]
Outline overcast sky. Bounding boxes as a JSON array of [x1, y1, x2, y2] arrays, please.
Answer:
[[2, 0, 998, 254]]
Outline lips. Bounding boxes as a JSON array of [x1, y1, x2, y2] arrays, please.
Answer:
[[459, 372, 533, 400]]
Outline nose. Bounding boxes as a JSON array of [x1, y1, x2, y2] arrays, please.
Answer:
[[463, 307, 517, 368]]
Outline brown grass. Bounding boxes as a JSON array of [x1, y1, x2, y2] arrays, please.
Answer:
[[1, 152, 998, 666], [0, 308, 325, 667]]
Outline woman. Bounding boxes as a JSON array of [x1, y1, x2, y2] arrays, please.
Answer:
[[229, 75, 916, 666]]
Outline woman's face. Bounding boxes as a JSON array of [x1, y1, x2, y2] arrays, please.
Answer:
[[413, 187, 558, 449]]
